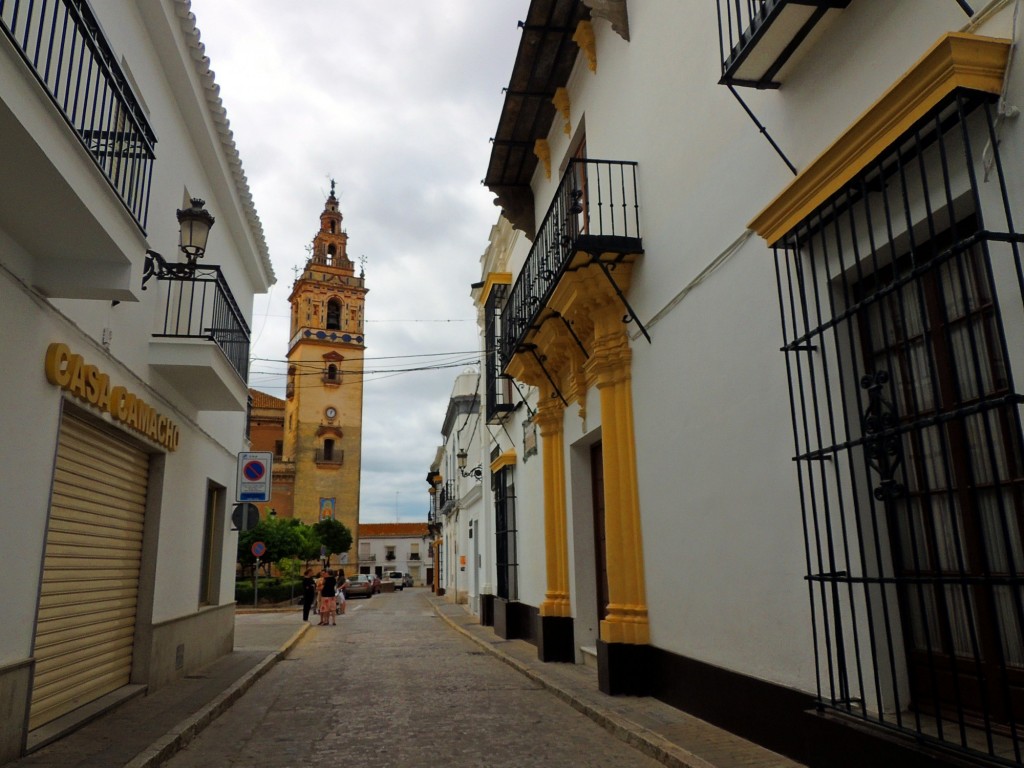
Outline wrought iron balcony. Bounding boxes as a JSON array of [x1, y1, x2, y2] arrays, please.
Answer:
[[716, 0, 851, 88], [146, 255, 250, 383], [500, 158, 641, 368], [438, 481, 457, 517], [1, 0, 156, 228], [314, 447, 344, 465]]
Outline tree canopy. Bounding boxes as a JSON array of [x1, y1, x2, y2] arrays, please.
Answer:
[[237, 515, 353, 569], [313, 517, 353, 558]]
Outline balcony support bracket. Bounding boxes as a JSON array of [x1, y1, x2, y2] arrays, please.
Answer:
[[553, 311, 589, 359], [592, 258, 651, 343], [526, 345, 570, 407]]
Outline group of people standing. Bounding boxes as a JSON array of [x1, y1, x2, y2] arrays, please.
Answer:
[[301, 568, 347, 626]]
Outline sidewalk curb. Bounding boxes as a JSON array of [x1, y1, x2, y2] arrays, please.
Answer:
[[123, 622, 310, 768], [427, 596, 716, 768]]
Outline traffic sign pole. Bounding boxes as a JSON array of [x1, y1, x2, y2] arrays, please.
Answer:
[[254, 557, 260, 608]]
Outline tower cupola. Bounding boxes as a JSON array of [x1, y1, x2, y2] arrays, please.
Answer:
[[311, 179, 349, 267]]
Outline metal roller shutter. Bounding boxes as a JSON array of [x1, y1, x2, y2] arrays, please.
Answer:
[[29, 412, 149, 730]]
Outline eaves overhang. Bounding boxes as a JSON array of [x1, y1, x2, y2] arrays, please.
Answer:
[[484, 0, 591, 235]]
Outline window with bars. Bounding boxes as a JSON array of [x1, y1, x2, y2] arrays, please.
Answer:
[[493, 466, 518, 601], [774, 91, 1024, 763], [485, 283, 515, 423]]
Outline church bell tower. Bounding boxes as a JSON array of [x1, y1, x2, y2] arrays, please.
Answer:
[[283, 181, 367, 569]]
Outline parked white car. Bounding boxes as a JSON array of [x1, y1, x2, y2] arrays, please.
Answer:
[[385, 571, 407, 591]]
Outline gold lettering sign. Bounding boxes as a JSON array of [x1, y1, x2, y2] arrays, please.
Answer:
[[44, 342, 180, 451]]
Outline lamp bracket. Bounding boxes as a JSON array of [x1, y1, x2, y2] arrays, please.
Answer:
[[142, 249, 197, 290]]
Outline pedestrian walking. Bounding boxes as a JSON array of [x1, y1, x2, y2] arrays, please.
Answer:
[[337, 578, 347, 616], [319, 570, 338, 626], [301, 569, 316, 622]]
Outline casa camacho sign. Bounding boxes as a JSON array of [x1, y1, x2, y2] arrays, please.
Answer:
[[44, 342, 180, 451]]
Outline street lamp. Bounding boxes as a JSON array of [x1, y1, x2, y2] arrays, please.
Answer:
[[142, 197, 216, 288], [176, 198, 216, 265]]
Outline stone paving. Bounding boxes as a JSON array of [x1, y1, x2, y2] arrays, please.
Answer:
[[9, 612, 305, 768], [163, 592, 665, 768], [431, 598, 804, 768], [8, 593, 807, 768]]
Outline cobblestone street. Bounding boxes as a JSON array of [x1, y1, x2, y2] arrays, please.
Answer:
[[163, 592, 661, 767]]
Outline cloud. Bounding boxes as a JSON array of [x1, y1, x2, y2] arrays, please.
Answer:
[[192, 1, 524, 521]]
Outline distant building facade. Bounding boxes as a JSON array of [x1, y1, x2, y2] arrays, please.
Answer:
[[247, 390, 293, 517], [429, 372, 487, 607], [358, 523, 433, 585]]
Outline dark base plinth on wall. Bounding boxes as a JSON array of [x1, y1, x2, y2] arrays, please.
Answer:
[[537, 615, 574, 662], [479, 594, 494, 627], [494, 598, 537, 644], [647, 645, 964, 768], [597, 639, 651, 696]]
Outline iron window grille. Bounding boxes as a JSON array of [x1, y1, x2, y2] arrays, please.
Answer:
[[774, 90, 1024, 765], [0, 0, 156, 229], [314, 444, 343, 464], [494, 466, 518, 601], [485, 282, 515, 423], [323, 364, 341, 384]]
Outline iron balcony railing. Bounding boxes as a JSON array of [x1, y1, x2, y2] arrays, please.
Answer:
[[314, 447, 343, 464], [501, 158, 641, 368], [1, 0, 156, 228], [716, 0, 851, 88], [438, 481, 457, 516], [151, 263, 251, 382]]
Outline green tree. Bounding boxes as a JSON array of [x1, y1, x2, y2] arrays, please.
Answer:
[[295, 524, 322, 565], [238, 516, 306, 574], [313, 518, 353, 561]]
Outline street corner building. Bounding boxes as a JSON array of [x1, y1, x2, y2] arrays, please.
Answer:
[[438, 1, 1024, 767], [0, 0, 274, 762]]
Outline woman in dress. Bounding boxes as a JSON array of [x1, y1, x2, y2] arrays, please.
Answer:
[[319, 569, 337, 626]]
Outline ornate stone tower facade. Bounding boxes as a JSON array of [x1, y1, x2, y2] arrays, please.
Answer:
[[283, 182, 367, 570]]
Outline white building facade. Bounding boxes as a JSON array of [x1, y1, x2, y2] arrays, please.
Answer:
[[469, 1, 1024, 766], [356, 523, 433, 586], [0, 0, 273, 762], [428, 371, 490, 608]]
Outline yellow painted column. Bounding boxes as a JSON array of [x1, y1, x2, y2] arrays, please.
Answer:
[[536, 396, 571, 618], [586, 315, 649, 645]]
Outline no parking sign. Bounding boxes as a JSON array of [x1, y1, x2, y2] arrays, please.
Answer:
[[236, 451, 273, 502]]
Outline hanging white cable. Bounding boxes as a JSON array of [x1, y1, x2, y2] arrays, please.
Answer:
[[630, 230, 755, 341], [969, 0, 1022, 180]]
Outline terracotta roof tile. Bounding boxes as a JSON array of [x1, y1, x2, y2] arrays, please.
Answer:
[[249, 389, 286, 409], [359, 522, 430, 537]]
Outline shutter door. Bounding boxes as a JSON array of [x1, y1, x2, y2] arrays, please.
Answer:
[[29, 413, 149, 729]]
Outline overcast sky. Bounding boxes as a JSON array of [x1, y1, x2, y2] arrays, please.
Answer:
[[188, 1, 525, 523]]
